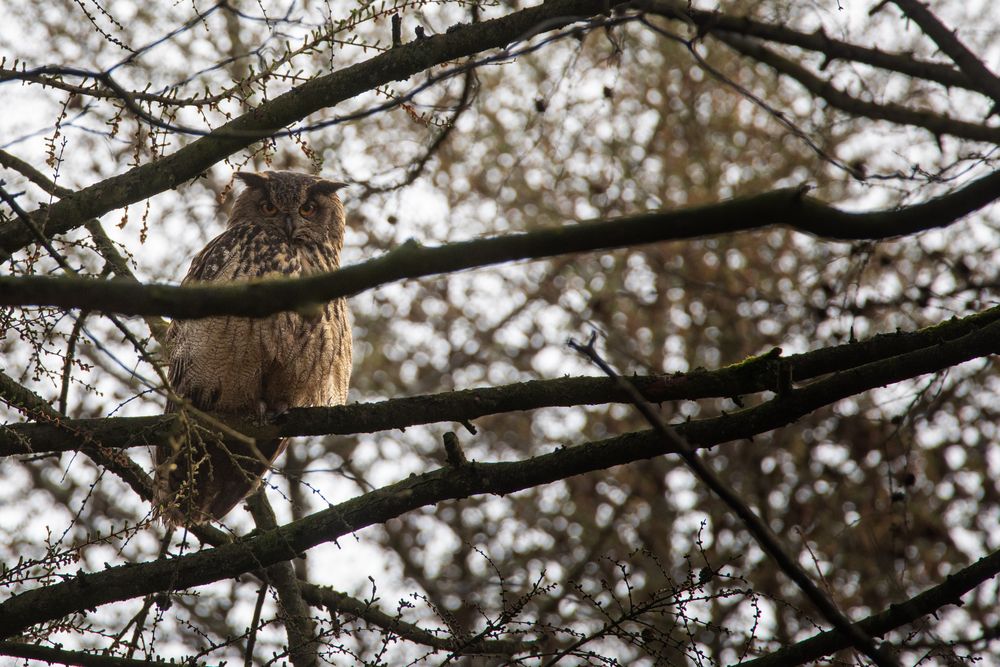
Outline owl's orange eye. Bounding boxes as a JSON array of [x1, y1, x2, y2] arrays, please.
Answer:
[[299, 202, 317, 217], [260, 202, 278, 215]]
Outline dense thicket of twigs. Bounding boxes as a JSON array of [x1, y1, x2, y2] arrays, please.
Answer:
[[1, 1, 999, 665]]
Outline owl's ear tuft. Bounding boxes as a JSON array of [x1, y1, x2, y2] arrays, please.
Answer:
[[235, 171, 270, 190], [308, 180, 348, 198]]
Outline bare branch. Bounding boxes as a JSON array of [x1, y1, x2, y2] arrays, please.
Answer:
[[0, 0, 632, 258], [743, 547, 1000, 666], [0, 149, 73, 197], [634, 0, 977, 91], [891, 0, 1000, 106], [569, 337, 898, 666], [0, 642, 190, 667], [716, 32, 1000, 144], [4, 301, 998, 457], [4, 177, 1000, 318], [298, 583, 536, 655], [246, 491, 319, 667], [1, 310, 997, 638]]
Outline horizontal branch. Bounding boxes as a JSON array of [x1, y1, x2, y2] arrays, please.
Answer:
[[1, 310, 997, 638], [0, 642, 181, 667], [4, 303, 997, 457], [4, 175, 1000, 318], [0, 0, 629, 258]]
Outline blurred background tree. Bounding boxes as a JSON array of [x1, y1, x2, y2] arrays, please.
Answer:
[[1, 0, 999, 664]]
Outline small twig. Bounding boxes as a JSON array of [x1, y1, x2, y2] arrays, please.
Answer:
[[442, 432, 467, 467], [245, 583, 268, 667], [391, 13, 402, 47], [84, 219, 169, 346], [0, 149, 73, 197], [568, 332, 901, 667], [58, 312, 88, 415], [0, 181, 74, 271], [640, 20, 863, 180]]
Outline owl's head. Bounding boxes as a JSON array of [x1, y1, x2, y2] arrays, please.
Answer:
[[231, 171, 347, 244]]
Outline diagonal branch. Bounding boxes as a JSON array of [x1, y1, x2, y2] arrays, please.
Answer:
[[715, 31, 1000, 144], [633, 0, 976, 91], [4, 176, 1000, 318], [569, 336, 897, 666], [1, 311, 997, 638], [891, 0, 1000, 107], [742, 547, 1000, 667]]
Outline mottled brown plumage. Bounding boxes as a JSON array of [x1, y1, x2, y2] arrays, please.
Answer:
[[155, 171, 352, 524]]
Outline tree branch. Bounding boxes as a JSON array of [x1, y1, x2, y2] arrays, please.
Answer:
[[633, 0, 977, 91], [890, 0, 1000, 106], [1, 310, 997, 638], [570, 337, 897, 666], [4, 177, 1000, 318], [0, 0, 631, 258], [0, 642, 192, 667], [246, 491, 319, 667], [716, 31, 1000, 144], [743, 547, 1000, 667], [298, 582, 536, 655], [3, 302, 998, 457]]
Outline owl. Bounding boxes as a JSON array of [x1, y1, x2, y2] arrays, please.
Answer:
[[155, 171, 353, 525]]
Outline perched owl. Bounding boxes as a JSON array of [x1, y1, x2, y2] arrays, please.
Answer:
[[155, 171, 353, 525]]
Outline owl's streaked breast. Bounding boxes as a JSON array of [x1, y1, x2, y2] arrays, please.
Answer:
[[157, 170, 352, 524]]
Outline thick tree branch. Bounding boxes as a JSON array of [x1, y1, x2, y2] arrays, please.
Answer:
[[1, 312, 997, 638], [0, 0, 630, 258], [4, 176, 1000, 318], [3, 303, 998, 457]]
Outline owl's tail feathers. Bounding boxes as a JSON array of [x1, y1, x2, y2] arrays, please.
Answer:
[[155, 431, 287, 526]]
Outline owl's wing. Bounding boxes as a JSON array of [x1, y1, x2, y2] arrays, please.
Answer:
[[166, 225, 265, 412], [183, 226, 258, 284]]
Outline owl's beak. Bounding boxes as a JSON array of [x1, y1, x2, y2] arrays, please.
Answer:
[[283, 214, 296, 239]]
